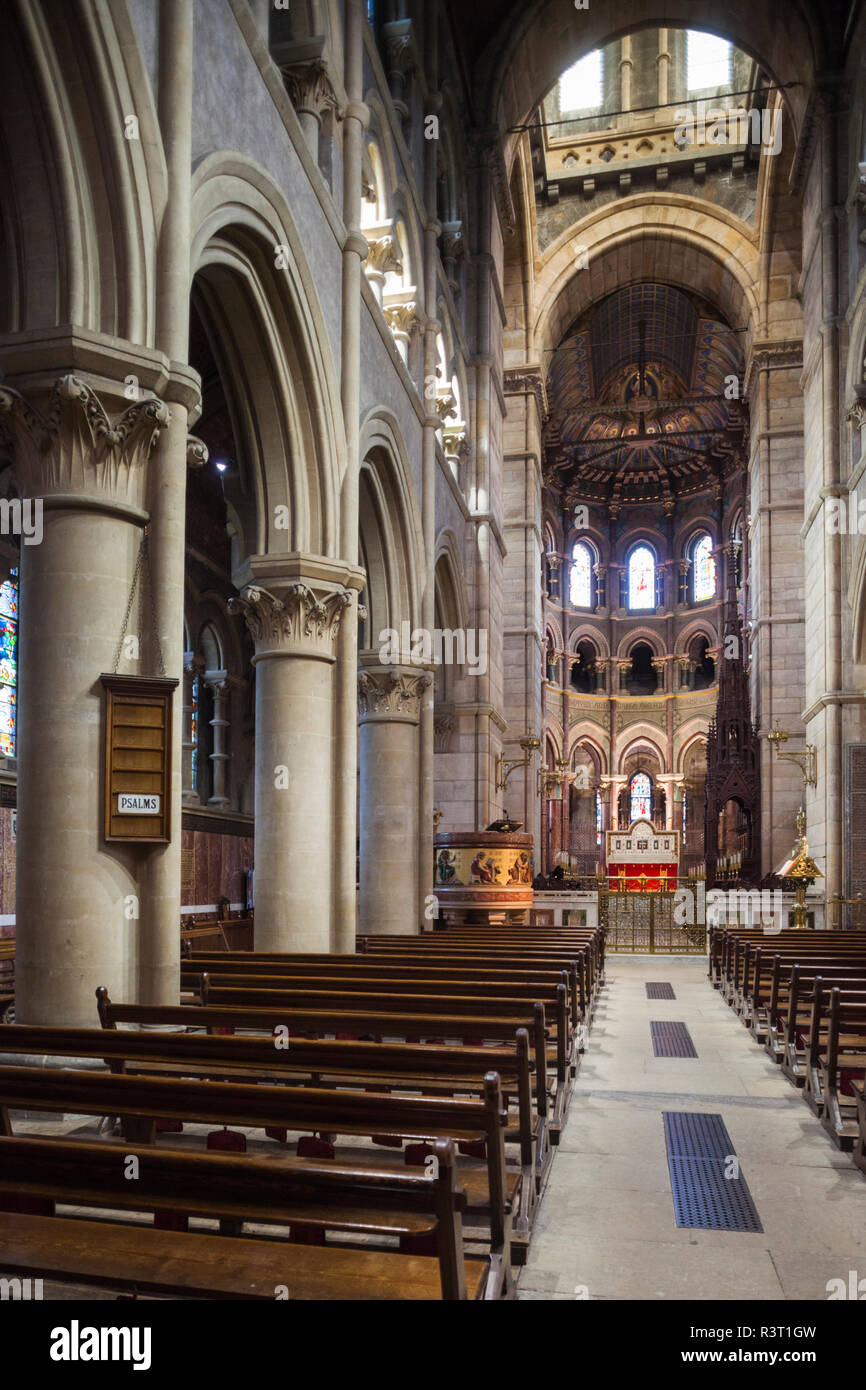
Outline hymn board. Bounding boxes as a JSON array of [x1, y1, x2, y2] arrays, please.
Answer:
[[101, 674, 178, 843]]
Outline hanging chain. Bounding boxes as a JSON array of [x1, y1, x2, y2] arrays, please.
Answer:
[[111, 528, 167, 678]]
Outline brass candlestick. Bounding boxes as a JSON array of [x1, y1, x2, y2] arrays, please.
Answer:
[[775, 807, 822, 929]]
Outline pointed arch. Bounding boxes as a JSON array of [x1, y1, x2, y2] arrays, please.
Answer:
[[191, 154, 345, 564]]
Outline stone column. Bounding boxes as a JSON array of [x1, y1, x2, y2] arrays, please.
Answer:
[[181, 656, 203, 805], [358, 665, 430, 935], [657, 29, 670, 108], [364, 235, 402, 308], [0, 373, 169, 1025], [206, 677, 231, 809], [229, 564, 355, 952], [282, 59, 340, 161]]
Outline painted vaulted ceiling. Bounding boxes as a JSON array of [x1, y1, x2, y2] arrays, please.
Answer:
[[543, 283, 747, 511]]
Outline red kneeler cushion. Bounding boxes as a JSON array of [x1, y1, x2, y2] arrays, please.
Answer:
[[155, 1119, 183, 1133], [841, 1069, 860, 1097], [290, 1137, 335, 1244], [458, 1139, 487, 1158], [207, 1127, 247, 1152], [297, 1135, 335, 1160]]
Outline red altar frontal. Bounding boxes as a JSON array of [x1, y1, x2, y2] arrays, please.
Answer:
[[605, 818, 680, 891]]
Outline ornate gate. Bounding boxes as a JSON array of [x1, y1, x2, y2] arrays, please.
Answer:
[[602, 889, 706, 954]]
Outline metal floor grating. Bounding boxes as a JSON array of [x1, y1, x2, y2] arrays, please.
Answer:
[[645, 982, 676, 1000], [663, 1112, 763, 1232], [650, 1021, 697, 1057]]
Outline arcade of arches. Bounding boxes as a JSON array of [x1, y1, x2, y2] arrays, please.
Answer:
[[3, 0, 866, 1309]]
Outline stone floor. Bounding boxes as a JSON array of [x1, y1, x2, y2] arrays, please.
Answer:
[[517, 954, 866, 1301]]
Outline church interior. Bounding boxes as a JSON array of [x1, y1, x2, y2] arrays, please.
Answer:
[[1, 0, 866, 1330]]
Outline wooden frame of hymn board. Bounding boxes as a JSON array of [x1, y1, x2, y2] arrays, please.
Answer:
[[100, 673, 178, 843]]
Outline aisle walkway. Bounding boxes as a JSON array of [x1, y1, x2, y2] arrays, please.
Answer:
[[518, 955, 866, 1300]]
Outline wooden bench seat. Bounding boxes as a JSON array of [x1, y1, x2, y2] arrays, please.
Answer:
[[0, 1063, 515, 1294], [747, 950, 866, 1044], [0, 1019, 539, 1253], [806, 992, 866, 1146], [766, 965, 866, 1076], [96, 990, 553, 1153], [0, 1212, 488, 1301], [198, 971, 576, 1085], [0, 1135, 490, 1300]]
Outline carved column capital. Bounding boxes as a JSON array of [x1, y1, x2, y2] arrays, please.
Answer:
[[281, 58, 341, 121], [366, 235, 403, 276], [383, 301, 421, 338], [846, 393, 866, 431], [187, 435, 209, 469], [229, 581, 352, 663], [0, 375, 169, 509], [358, 666, 431, 724]]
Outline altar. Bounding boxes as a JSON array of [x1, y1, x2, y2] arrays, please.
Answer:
[[605, 818, 680, 892]]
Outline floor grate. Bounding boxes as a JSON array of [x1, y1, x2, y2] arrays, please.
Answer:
[[663, 1112, 763, 1232], [650, 1021, 697, 1057], [645, 982, 676, 1000]]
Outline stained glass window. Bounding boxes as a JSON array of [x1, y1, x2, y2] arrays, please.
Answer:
[[693, 534, 716, 601], [628, 546, 655, 610], [596, 789, 603, 846], [682, 789, 688, 841], [570, 542, 592, 607], [630, 772, 652, 823], [0, 569, 18, 757]]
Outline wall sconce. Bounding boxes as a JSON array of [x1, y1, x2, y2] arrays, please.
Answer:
[[767, 718, 817, 788], [495, 736, 540, 793], [538, 758, 570, 800]]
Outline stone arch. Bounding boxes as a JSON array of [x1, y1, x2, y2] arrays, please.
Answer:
[[615, 627, 664, 660], [476, 1, 820, 172], [616, 726, 666, 771], [568, 728, 608, 777], [190, 154, 345, 565], [0, 1, 164, 342], [677, 618, 718, 653], [434, 530, 470, 635], [568, 626, 608, 659], [357, 411, 424, 647], [534, 203, 759, 366]]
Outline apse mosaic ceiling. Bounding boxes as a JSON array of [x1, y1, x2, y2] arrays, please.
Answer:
[[544, 284, 747, 510]]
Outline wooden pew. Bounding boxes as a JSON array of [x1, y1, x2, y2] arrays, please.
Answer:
[[0, 1064, 514, 1297], [189, 946, 589, 1037], [801, 988, 866, 1139], [739, 942, 866, 1025], [747, 949, 866, 1045], [196, 974, 573, 1139], [710, 928, 866, 1005], [96, 990, 552, 1148], [0, 1134, 488, 1300], [766, 962, 866, 1076], [197, 970, 576, 1082], [344, 939, 594, 1021], [1, 1018, 539, 1255]]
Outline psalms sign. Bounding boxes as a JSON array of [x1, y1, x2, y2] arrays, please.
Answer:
[[101, 674, 177, 843]]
